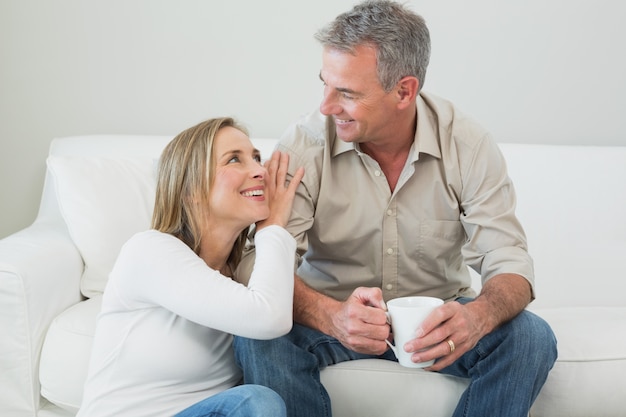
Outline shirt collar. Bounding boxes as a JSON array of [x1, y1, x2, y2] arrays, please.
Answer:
[[329, 120, 354, 157], [413, 93, 442, 160]]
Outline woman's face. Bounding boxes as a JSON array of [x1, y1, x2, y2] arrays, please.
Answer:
[[208, 126, 269, 230]]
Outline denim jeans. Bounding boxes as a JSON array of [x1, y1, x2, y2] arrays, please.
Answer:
[[173, 385, 286, 417], [234, 298, 557, 417]]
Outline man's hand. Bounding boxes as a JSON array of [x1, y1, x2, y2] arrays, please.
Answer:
[[401, 299, 486, 371], [402, 273, 532, 371], [293, 279, 390, 355], [328, 287, 391, 354]]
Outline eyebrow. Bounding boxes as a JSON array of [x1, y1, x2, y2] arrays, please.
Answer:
[[220, 148, 261, 160], [318, 72, 359, 96]]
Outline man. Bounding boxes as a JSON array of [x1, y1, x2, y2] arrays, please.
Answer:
[[234, 1, 557, 416]]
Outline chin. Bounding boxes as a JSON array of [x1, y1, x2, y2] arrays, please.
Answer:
[[254, 211, 270, 224], [336, 129, 360, 143]]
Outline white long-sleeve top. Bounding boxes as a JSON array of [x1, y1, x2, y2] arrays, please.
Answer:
[[77, 225, 295, 417]]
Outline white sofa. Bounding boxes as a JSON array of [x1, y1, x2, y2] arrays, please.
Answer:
[[1, 134, 625, 417]]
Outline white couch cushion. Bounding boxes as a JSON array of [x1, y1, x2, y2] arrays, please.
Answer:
[[47, 156, 157, 297], [531, 307, 626, 417], [41, 300, 626, 417], [39, 295, 468, 416], [39, 297, 102, 412], [321, 359, 468, 417]]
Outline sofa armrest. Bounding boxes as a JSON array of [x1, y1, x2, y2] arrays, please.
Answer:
[[0, 220, 83, 417]]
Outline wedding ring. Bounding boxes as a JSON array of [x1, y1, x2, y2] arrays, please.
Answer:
[[447, 339, 456, 354]]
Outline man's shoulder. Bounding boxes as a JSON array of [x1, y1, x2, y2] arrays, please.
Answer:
[[419, 91, 492, 150], [419, 91, 482, 127], [279, 109, 328, 153]]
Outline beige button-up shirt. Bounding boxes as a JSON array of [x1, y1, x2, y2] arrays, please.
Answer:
[[238, 92, 534, 303]]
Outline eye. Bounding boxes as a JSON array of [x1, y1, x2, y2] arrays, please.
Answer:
[[254, 154, 262, 163], [341, 92, 355, 100], [227, 156, 240, 164]]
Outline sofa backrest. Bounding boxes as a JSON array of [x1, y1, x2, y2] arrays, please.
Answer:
[[38, 136, 625, 308], [499, 143, 626, 310], [40, 135, 279, 298]]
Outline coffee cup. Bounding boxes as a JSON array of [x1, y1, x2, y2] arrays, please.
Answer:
[[385, 296, 444, 368]]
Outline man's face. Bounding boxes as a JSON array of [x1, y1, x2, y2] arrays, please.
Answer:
[[319, 45, 399, 145]]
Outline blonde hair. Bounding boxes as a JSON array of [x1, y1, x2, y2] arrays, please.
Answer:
[[152, 117, 250, 271]]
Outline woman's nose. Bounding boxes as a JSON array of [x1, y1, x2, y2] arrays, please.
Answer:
[[251, 162, 266, 179]]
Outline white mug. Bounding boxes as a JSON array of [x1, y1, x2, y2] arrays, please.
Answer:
[[385, 296, 444, 368]]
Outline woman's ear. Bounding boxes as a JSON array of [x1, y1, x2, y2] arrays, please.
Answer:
[[396, 76, 419, 109]]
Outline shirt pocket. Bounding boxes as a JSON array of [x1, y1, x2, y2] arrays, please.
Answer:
[[414, 219, 466, 275]]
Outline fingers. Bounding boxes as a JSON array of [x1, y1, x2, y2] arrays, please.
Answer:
[[327, 287, 390, 355], [257, 151, 304, 229], [289, 166, 305, 191], [267, 150, 304, 192], [275, 151, 289, 187], [264, 151, 281, 189], [402, 301, 477, 370], [415, 301, 453, 337], [351, 286, 386, 310], [421, 338, 461, 371]]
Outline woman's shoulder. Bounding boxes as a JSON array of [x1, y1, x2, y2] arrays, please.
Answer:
[[118, 229, 188, 260], [125, 229, 179, 245], [109, 230, 195, 296]]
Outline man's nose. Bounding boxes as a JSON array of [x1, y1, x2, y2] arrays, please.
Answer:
[[320, 89, 340, 116]]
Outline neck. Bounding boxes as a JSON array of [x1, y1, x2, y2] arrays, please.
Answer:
[[361, 108, 416, 160], [198, 223, 241, 274], [359, 111, 416, 192]]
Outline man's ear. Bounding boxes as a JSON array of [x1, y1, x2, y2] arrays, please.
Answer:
[[396, 76, 419, 108]]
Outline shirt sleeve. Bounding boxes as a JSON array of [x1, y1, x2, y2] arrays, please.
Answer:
[[109, 226, 296, 340], [458, 133, 535, 295]]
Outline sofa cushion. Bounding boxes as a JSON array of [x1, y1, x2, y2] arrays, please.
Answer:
[[38, 295, 467, 416], [39, 296, 102, 412], [531, 307, 626, 417], [47, 156, 157, 297], [42, 298, 626, 417], [321, 359, 468, 416]]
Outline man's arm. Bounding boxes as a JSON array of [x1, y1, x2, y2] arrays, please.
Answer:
[[293, 276, 390, 355]]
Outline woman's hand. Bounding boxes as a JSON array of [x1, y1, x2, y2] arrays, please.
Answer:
[[256, 151, 304, 230]]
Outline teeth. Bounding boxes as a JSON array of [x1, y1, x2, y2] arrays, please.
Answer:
[[241, 189, 264, 197]]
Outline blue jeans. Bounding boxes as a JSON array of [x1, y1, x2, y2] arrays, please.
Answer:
[[234, 299, 557, 417], [173, 385, 286, 417]]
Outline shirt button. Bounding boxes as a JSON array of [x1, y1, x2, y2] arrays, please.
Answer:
[[385, 284, 393, 290], [374, 170, 382, 177], [386, 248, 394, 255], [386, 209, 393, 216]]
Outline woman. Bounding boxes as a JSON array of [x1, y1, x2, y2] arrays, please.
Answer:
[[77, 117, 304, 417]]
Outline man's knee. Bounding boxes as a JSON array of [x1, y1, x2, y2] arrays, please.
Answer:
[[233, 336, 268, 368], [511, 310, 558, 365], [233, 334, 297, 381]]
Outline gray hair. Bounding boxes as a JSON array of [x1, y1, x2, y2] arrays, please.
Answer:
[[314, 0, 430, 93]]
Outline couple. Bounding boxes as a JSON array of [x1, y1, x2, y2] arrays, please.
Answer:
[[78, 1, 557, 416]]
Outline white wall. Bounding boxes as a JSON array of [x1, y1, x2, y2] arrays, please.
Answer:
[[1, 0, 625, 238]]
